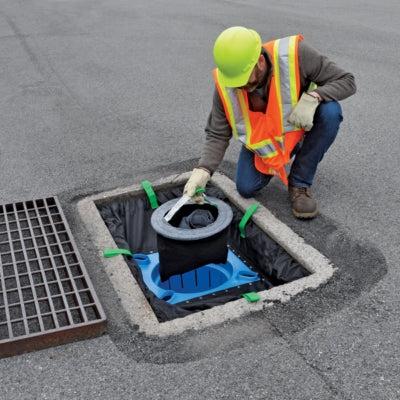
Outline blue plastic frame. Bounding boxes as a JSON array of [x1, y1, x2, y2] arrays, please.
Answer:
[[133, 249, 260, 305]]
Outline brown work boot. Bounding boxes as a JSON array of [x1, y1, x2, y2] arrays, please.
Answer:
[[288, 186, 318, 219]]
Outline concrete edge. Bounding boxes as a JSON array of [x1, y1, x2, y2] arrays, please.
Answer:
[[77, 172, 335, 336]]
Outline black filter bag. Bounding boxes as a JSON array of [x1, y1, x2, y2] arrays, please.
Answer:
[[178, 208, 215, 229], [157, 230, 228, 282], [98, 185, 310, 322]]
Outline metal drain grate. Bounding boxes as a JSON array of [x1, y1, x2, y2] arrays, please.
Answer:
[[0, 197, 106, 358]]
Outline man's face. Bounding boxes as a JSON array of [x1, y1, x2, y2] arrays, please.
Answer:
[[240, 56, 266, 92]]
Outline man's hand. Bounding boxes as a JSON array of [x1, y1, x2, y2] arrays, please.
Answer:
[[183, 168, 211, 204], [288, 92, 321, 131]]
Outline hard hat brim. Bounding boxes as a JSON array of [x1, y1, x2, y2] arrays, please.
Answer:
[[216, 67, 254, 88]]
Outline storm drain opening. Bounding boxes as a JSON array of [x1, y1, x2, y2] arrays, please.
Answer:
[[0, 197, 106, 358], [78, 172, 334, 335]]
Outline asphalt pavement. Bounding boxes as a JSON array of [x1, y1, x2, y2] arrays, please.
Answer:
[[0, 0, 399, 399]]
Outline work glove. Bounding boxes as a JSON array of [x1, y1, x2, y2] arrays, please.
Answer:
[[183, 168, 210, 204], [287, 92, 320, 131]]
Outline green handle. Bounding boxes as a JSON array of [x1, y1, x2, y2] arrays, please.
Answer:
[[194, 187, 216, 207], [239, 203, 259, 238], [242, 292, 261, 303], [141, 180, 159, 209], [195, 187, 205, 195], [103, 248, 133, 258], [308, 81, 318, 92]]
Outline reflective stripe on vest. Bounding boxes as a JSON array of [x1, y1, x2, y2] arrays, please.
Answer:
[[214, 35, 302, 160], [273, 35, 300, 133]]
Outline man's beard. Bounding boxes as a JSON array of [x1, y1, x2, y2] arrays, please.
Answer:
[[244, 64, 268, 93]]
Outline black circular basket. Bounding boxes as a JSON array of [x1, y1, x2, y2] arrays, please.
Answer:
[[151, 197, 233, 281]]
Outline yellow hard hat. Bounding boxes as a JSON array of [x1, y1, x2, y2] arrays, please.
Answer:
[[213, 26, 262, 87]]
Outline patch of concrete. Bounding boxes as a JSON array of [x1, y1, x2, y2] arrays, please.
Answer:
[[77, 172, 335, 336]]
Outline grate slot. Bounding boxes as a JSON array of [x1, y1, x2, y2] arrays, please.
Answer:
[[41, 199, 88, 323], [22, 201, 60, 330], [13, 202, 46, 334], [32, 200, 74, 326], [0, 197, 106, 358], [3, 209, 29, 338]]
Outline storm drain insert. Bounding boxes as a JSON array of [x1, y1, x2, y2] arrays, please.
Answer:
[[0, 197, 106, 358], [97, 185, 309, 322]]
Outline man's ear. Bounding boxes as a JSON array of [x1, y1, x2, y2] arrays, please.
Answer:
[[257, 54, 265, 69]]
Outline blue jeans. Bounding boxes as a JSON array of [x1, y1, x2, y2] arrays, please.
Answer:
[[236, 101, 343, 198]]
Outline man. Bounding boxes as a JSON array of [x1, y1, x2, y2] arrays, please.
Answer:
[[184, 26, 356, 219]]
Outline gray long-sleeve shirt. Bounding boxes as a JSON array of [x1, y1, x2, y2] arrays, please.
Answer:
[[198, 41, 356, 173]]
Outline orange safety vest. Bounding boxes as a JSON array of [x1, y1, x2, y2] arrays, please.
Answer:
[[213, 34, 305, 185]]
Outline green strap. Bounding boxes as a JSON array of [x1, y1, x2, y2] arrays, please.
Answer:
[[141, 180, 159, 209], [103, 248, 133, 258], [239, 203, 259, 238], [242, 292, 261, 303]]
